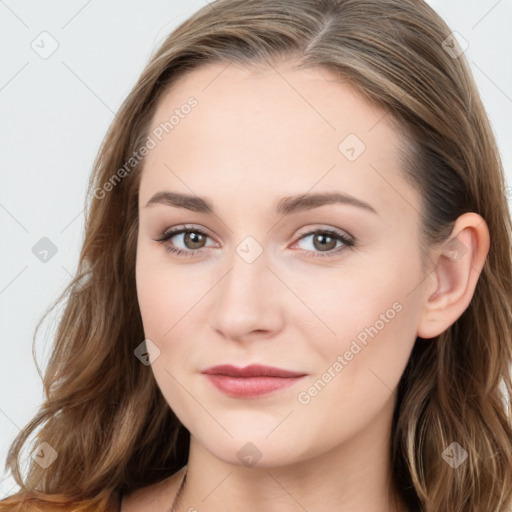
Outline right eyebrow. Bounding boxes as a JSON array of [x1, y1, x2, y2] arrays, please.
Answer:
[[145, 191, 213, 213]]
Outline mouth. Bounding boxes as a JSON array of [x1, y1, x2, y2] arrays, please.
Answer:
[[201, 364, 308, 398]]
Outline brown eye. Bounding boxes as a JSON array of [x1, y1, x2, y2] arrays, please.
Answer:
[[183, 231, 207, 249], [311, 233, 338, 252], [153, 226, 214, 258], [294, 229, 355, 259]]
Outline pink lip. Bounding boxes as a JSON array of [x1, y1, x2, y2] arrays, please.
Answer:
[[201, 364, 307, 398]]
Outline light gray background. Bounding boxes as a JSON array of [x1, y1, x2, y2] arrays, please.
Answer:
[[1, 0, 511, 498]]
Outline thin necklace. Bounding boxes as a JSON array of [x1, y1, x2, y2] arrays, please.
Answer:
[[169, 467, 188, 512]]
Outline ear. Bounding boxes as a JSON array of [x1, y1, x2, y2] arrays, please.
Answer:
[[416, 212, 490, 339]]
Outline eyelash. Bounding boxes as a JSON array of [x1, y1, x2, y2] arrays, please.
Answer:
[[153, 225, 355, 259]]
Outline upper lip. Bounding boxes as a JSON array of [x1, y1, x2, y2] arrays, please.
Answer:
[[201, 364, 307, 378]]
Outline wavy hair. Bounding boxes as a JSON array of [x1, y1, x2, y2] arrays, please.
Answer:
[[3, 0, 512, 511]]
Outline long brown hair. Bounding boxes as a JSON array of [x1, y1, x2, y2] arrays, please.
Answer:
[[3, 1, 512, 511]]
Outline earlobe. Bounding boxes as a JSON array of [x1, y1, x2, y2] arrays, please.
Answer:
[[416, 212, 490, 340]]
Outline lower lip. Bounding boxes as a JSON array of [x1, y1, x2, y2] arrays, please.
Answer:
[[204, 374, 306, 398]]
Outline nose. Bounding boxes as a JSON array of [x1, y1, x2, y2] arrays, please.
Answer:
[[209, 244, 284, 342]]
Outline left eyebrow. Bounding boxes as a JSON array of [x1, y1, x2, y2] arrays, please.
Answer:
[[144, 191, 378, 216], [276, 191, 378, 216]]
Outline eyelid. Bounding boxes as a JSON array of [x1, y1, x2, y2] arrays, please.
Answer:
[[154, 224, 214, 241], [295, 224, 354, 241], [290, 227, 354, 258]]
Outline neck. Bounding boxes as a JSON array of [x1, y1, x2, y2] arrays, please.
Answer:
[[174, 394, 408, 512]]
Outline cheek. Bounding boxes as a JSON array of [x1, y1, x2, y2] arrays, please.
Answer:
[[292, 290, 418, 449], [288, 253, 415, 346], [135, 246, 199, 414], [135, 241, 203, 339], [301, 245, 422, 388], [136, 247, 167, 338]]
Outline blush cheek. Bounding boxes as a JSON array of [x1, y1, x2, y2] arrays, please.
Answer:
[[136, 258, 174, 342], [136, 258, 205, 362], [320, 273, 414, 384]]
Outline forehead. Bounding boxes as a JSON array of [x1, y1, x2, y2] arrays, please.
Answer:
[[139, 61, 418, 221]]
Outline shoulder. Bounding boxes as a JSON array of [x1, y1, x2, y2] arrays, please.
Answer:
[[0, 492, 120, 512], [121, 465, 187, 512], [0, 466, 187, 512]]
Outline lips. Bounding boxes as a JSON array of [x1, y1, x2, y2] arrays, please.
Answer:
[[201, 364, 306, 378], [201, 364, 307, 398]]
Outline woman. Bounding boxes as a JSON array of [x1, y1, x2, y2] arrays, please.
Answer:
[[2, 0, 512, 511]]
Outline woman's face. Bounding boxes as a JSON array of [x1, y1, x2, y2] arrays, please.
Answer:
[[136, 61, 429, 466]]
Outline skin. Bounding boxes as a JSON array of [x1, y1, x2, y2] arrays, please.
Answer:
[[124, 60, 490, 511]]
